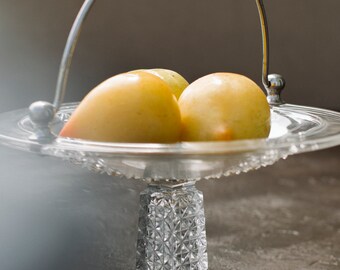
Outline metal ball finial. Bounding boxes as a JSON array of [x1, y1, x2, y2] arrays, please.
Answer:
[[29, 101, 56, 143], [268, 74, 285, 92], [29, 101, 56, 124], [266, 74, 285, 106]]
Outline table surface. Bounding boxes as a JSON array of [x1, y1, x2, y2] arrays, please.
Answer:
[[0, 145, 340, 270]]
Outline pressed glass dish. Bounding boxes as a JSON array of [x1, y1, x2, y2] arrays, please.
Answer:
[[1, 103, 340, 269], [1, 103, 340, 182]]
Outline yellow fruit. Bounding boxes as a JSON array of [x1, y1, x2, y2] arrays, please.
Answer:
[[178, 73, 271, 142], [129, 68, 189, 99], [60, 72, 181, 143]]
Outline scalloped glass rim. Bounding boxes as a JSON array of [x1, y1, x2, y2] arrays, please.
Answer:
[[0, 103, 340, 180], [0, 102, 339, 154]]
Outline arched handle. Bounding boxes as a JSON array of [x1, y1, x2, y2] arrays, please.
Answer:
[[28, 0, 96, 143], [28, 0, 285, 143], [256, 0, 285, 105], [53, 0, 96, 111], [53, 0, 284, 109], [53, 0, 285, 110], [256, 0, 270, 88]]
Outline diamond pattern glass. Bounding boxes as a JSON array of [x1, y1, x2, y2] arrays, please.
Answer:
[[136, 184, 208, 270]]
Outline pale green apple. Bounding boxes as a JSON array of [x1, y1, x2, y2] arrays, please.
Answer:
[[129, 68, 189, 99]]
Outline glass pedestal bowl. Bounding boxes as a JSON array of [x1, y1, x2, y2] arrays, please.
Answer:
[[1, 103, 340, 269]]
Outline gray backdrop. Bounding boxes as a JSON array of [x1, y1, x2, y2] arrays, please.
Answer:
[[0, 0, 340, 112]]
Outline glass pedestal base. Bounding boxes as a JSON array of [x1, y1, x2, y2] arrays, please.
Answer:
[[136, 183, 208, 269]]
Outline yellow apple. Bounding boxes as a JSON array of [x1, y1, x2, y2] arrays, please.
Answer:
[[60, 72, 182, 143], [129, 68, 189, 99], [178, 73, 271, 141]]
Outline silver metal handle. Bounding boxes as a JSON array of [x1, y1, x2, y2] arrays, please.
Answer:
[[256, 0, 285, 105], [28, 0, 96, 143], [28, 0, 285, 143], [256, 0, 270, 88], [53, 0, 96, 111], [52, 0, 284, 109]]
